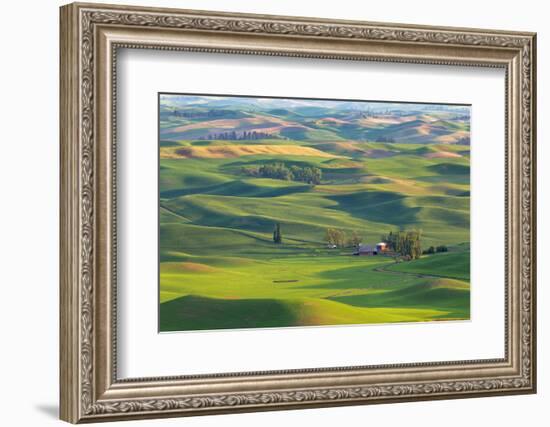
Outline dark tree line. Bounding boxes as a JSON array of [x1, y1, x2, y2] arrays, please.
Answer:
[[242, 162, 322, 185], [376, 136, 396, 143], [172, 109, 240, 119], [201, 131, 280, 141]]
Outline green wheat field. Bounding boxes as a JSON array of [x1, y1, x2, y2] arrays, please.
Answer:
[[158, 94, 471, 332]]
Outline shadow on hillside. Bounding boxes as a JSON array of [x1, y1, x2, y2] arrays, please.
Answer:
[[161, 179, 312, 199], [296, 262, 410, 291], [159, 295, 299, 332], [327, 190, 420, 226], [329, 281, 470, 319]]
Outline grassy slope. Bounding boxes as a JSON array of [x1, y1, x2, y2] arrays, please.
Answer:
[[384, 251, 470, 281], [159, 255, 469, 331], [160, 295, 446, 331], [160, 153, 469, 247]]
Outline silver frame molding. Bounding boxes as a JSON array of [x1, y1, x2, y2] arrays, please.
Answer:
[[60, 2, 537, 423]]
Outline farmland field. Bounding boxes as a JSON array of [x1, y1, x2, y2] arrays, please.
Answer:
[[159, 94, 471, 332]]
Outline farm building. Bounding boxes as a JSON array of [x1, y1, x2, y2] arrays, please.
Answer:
[[354, 242, 390, 256], [354, 244, 376, 256], [376, 242, 389, 253]]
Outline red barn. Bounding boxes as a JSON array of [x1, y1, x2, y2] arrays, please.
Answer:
[[376, 242, 389, 253]]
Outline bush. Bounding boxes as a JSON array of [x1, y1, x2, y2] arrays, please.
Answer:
[[436, 245, 448, 253]]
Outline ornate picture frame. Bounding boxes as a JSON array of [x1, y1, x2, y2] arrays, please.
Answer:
[[60, 2, 536, 423]]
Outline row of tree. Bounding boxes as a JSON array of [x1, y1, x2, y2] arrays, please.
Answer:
[[242, 162, 322, 185], [201, 130, 279, 141], [276, 225, 362, 248], [172, 109, 240, 119]]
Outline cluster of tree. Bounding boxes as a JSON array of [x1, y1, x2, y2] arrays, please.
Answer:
[[273, 223, 282, 244], [422, 245, 448, 254], [325, 228, 362, 249], [241, 162, 322, 185], [376, 136, 396, 143], [201, 131, 279, 141], [382, 230, 422, 260]]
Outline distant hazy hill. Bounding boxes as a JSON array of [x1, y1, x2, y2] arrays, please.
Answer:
[[160, 95, 470, 145]]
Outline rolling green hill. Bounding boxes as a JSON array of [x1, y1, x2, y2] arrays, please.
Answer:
[[158, 94, 471, 331]]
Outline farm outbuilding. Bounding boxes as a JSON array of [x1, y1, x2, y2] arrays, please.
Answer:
[[354, 244, 376, 256], [354, 242, 390, 256]]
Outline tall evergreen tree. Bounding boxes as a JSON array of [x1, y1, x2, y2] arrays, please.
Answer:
[[273, 223, 282, 244]]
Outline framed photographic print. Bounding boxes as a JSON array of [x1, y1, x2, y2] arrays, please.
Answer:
[[157, 92, 472, 332], [60, 2, 537, 423]]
